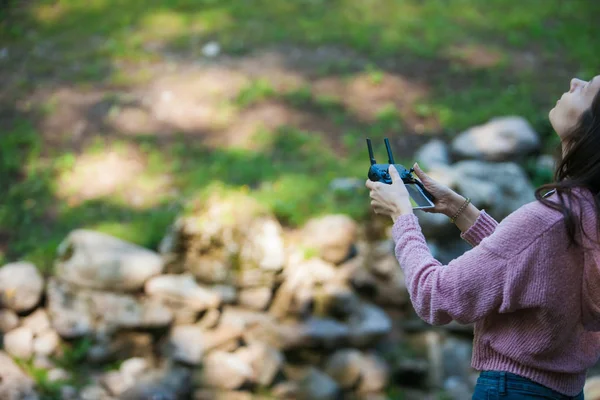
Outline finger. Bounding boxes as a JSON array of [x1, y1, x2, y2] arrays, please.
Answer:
[[413, 163, 431, 183], [388, 165, 401, 184], [366, 179, 384, 191], [365, 179, 379, 190], [373, 206, 388, 215], [370, 200, 385, 210]]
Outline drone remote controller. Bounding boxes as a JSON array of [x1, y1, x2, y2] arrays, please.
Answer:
[[366, 138, 435, 208]]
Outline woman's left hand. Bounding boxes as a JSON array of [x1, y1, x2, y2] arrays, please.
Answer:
[[365, 165, 413, 221]]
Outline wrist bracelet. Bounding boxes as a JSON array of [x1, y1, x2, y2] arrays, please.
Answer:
[[450, 197, 471, 223]]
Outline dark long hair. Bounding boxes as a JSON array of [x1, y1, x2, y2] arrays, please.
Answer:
[[535, 88, 600, 248]]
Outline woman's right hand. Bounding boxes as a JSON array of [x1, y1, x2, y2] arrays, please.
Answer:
[[412, 163, 464, 217]]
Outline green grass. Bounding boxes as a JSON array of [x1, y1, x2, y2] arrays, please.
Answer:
[[2, 0, 600, 270], [0, 116, 383, 270]]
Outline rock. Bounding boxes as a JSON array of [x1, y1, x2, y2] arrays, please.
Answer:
[[272, 381, 299, 399], [219, 306, 292, 349], [348, 303, 392, 347], [47, 368, 71, 382], [87, 332, 153, 364], [80, 385, 112, 400], [0, 309, 19, 333], [239, 217, 285, 271], [22, 309, 51, 335], [356, 352, 390, 393], [313, 283, 361, 318], [269, 268, 313, 319], [202, 41, 221, 57], [368, 241, 396, 277], [235, 343, 284, 386], [442, 337, 474, 386], [120, 357, 150, 381], [300, 215, 358, 264], [301, 317, 350, 348], [414, 211, 457, 240], [585, 376, 600, 400], [47, 278, 172, 338], [103, 371, 130, 396], [350, 255, 408, 307], [195, 350, 253, 390], [451, 116, 540, 161], [168, 324, 243, 365], [0, 262, 44, 312], [103, 358, 151, 396], [211, 285, 237, 304], [452, 160, 535, 219], [60, 386, 79, 400], [234, 268, 276, 288], [32, 355, 55, 369], [117, 364, 192, 400], [144, 274, 221, 311], [536, 154, 556, 172], [170, 307, 199, 325], [0, 351, 38, 399], [194, 390, 253, 400], [443, 376, 473, 400], [168, 325, 205, 365], [415, 139, 451, 168], [55, 229, 164, 291], [159, 191, 278, 284], [347, 394, 391, 400], [238, 287, 272, 310], [297, 368, 340, 400], [324, 349, 363, 389], [4, 326, 34, 359], [33, 330, 60, 356], [220, 306, 275, 330], [197, 308, 220, 329], [296, 258, 338, 283]]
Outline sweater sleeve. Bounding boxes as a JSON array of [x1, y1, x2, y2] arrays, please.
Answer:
[[459, 209, 499, 247], [392, 213, 510, 326]]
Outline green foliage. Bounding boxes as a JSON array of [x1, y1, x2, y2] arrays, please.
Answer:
[[366, 63, 385, 85], [235, 79, 276, 107], [12, 339, 94, 399], [53, 337, 94, 370], [14, 359, 67, 400], [385, 386, 406, 399]]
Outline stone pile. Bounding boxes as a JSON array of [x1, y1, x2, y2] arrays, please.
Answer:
[[0, 189, 442, 400]]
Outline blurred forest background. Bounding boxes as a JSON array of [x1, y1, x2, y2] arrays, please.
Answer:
[[2, 0, 600, 269]]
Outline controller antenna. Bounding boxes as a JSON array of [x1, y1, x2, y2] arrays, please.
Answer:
[[366, 138, 377, 165], [384, 137, 395, 164]]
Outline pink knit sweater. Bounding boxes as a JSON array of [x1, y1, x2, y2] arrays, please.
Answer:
[[391, 188, 600, 396]]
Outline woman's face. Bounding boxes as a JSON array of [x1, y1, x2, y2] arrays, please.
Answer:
[[550, 75, 600, 139]]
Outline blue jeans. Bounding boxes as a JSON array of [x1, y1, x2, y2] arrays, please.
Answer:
[[472, 371, 584, 400]]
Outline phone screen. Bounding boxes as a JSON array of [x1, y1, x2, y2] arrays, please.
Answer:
[[405, 183, 435, 209]]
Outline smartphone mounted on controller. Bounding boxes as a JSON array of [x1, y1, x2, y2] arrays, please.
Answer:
[[366, 137, 435, 210]]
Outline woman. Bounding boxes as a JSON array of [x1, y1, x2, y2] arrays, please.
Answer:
[[366, 76, 600, 400]]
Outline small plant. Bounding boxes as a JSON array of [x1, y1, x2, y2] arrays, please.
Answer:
[[235, 79, 276, 107], [365, 63, 385, 85], [375, 103, 403, 133], [53, 337, 94, 370], [14, 358, 72, 399], [283, 85, 313, 107]]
